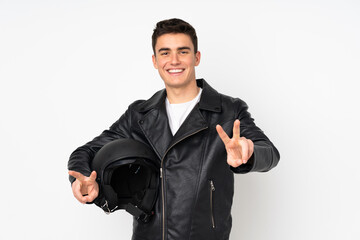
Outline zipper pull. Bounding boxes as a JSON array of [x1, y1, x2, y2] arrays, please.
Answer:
[[210, 180, 215, 191], [160, 167, 163, 178]]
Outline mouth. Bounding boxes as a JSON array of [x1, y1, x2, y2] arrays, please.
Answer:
[[167, 68, 185, 74]]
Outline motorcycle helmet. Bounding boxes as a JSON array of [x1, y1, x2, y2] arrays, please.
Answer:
[[91, 138, 159, 223]]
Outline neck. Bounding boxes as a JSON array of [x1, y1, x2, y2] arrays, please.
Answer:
[[165, 80, 200, 104]]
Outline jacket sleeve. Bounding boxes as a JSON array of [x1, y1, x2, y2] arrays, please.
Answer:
[[230, 99, 280, 174], [67, 106, 133, 183]]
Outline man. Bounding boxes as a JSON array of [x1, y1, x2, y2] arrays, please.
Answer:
[[68, 18, 280, 240]]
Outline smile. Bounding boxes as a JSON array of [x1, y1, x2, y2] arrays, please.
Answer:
[[167, 69, 184, 73]]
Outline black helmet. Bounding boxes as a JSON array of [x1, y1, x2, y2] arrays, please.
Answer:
[[91, 138, 159, 223]]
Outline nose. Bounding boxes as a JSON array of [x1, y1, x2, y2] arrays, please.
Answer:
[[170, 53, 180, 65]]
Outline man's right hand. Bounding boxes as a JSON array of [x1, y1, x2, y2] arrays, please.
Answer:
[[69, 170, 99, 204]]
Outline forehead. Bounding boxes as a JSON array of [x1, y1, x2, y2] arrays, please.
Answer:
[[155, 33, 194, 50]]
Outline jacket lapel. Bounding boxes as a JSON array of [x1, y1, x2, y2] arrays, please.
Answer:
[[169, 79, 221, 147], [137, 90, 173, 159], [169, 106, 208, 149]]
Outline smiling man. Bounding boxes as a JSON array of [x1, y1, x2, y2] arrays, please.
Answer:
[[68, 18, 280, 240]]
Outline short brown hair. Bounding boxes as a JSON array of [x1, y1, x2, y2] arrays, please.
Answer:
[[152, 18, 198, 55]]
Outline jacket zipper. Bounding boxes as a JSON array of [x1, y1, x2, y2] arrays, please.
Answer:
[[160, 126, 208, 240], [210, 180, 216, 229]]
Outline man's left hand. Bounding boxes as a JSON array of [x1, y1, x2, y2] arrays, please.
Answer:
[[216, 119, 254, 168]]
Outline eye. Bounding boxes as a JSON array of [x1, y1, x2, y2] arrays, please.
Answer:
[[160, 52, 169, 56], [180, 50, 189, 54]]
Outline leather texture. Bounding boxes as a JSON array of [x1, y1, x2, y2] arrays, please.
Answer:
[[68, 79, 280, 240]]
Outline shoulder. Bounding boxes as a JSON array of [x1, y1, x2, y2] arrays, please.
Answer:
[[215, 92, 255, 128], [127, 88, 166, 113], [200, 78, 249, 111], [218, 92, 249, 113]]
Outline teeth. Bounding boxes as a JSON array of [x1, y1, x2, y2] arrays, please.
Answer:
[[168, 69, 183, 73]]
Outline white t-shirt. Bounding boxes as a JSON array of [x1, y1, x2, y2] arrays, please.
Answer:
[[165, 88, 203, 135]]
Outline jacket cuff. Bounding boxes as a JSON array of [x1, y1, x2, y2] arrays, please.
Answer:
[[231, 141, 279, 174]]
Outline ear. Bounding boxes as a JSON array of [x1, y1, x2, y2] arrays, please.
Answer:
[[152, 55, 158, 69], [195, 51, 201, 66]]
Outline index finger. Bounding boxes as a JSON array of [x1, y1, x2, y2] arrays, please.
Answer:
[[68, 170, 86, 181], [216, 124, 231, 145]]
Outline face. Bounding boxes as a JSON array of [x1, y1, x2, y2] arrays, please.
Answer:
[[152, 33, 201, 90]]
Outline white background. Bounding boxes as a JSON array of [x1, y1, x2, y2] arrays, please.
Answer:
[[1, 0, 359, 239]]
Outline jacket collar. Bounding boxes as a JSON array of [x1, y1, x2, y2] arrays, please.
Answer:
[[136, 78, 222, 113], [137, 79, 219, 159]]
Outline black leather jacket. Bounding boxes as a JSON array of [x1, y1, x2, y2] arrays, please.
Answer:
[[68, 79, 280, 240]]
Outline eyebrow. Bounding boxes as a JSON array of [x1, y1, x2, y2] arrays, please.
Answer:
[[158, 46, 191, 53]]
